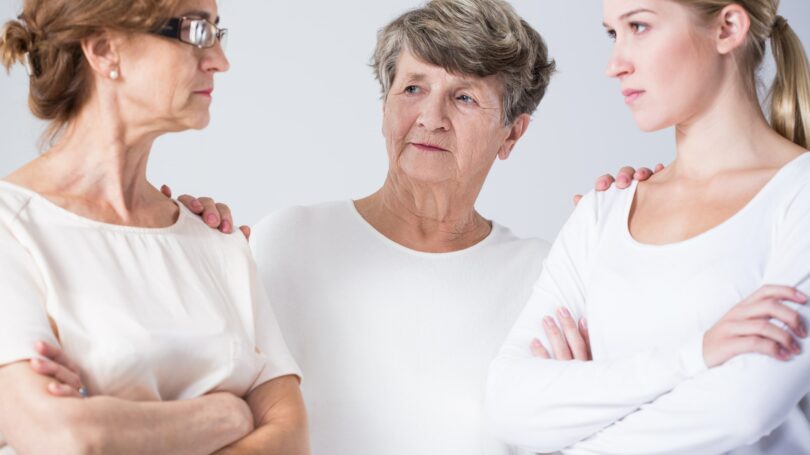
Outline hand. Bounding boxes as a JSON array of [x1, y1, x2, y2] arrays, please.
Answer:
[[574, 163, 665, 205], [29, 341, 86, 398], [530, 307, 591, 361], [161, 185, 251, 239], [703, 285, 808, 368]]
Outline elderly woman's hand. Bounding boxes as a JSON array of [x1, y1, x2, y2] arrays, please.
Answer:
[[530, 307, 591, 361], [574, 163, 665, 205], [160, 185, 251, 239]]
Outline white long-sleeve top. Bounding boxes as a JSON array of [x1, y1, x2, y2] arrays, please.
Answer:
[[487, 152, 810, 455]]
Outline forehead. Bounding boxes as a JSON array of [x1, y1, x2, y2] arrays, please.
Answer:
[[174, 0, 220, 21], [394, 50, 502, 92], [603, 0, 657, 22]]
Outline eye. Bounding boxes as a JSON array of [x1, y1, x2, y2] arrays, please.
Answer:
[[630, 22, 649, 34], [606, 29, 617, 42], [404, 85, 421, 94], [456, 94, 476, 105]]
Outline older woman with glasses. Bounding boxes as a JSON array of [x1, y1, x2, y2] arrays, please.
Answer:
[[0, 0, 306, 454]]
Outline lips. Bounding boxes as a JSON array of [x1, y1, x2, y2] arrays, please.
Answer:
[[622, 89, 644, 105], [194, 88, 214, 97], [410, 142, 449, 152]]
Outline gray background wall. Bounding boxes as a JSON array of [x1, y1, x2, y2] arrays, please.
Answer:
[[1, 1, 808, 242]]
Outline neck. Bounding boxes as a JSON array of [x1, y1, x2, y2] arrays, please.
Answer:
[[9, 94, 169, 223], [668, 81, 801, 180], [355, 172, 491, 253]]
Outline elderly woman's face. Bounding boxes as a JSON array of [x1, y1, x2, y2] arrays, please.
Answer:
[[382, 51, 521, 186], [113, 0, 229, 132]]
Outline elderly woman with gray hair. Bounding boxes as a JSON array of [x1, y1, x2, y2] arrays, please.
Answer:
[[28, 0, 650, 453]]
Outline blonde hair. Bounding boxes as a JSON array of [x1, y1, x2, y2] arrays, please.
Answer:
[[371, 0, 556, 125], [1, 0, 181, 141], [677, 0, 810, 148]]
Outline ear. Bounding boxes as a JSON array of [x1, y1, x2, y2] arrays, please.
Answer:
[[715, 4, 751, 55], [80, 31, 122, 80], [497, 113, 530, 160]]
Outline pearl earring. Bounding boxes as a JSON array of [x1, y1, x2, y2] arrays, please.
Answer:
[[110, 69, 119, 80]]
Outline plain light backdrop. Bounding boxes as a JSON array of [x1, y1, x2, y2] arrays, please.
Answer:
[[1, 1, 808, 242]]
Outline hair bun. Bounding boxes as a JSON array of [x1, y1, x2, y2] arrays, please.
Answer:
[[1, 18, 35, 71]]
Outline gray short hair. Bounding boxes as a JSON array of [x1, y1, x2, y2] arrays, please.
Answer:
[[371, 0, 556, 125]]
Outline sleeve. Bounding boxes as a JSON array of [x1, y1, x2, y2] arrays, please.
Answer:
[[0, 223, 59, 367], [246, 251, 302, 393], [485, 191, 707, 453], [558, 181, 810, 455]]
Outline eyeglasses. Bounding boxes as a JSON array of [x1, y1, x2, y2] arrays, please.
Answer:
[[157, 17, 228, 49]]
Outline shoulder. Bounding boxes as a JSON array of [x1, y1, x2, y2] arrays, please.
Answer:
[[252, 200, 351, 242], [489, 222, 551, 257], [0, 182, 37, 230], [568, 185, 635, 229]]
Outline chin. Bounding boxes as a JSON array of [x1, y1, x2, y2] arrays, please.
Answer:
[[632, 113, 673, 133]]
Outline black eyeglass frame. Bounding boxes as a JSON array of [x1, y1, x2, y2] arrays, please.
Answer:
[[156, 17, 227, 49]]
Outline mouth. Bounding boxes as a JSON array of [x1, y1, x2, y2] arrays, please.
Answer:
[[193, 88, 214, 98], [622, 89, 645, 105], [410, 142, 449, 152]]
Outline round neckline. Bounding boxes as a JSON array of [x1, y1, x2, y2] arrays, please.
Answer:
[[345, 199, 501, 257], [622, 152, 810, 249], [0, 180, 186, 234]]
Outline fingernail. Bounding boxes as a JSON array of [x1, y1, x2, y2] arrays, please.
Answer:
[[543, 316, 554, 327], [796, 290, 808, 302], [531, 338, 541, 347], [192, 200, 203, 211], [793, 340, 802, 354], [779, 347, 792, 359], [557, 307, 571, 319], [221, 221, 232, 233], [205, 214, 217, 225], [618, 176, 629, 185]]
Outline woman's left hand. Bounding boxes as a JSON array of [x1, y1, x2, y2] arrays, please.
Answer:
[[28, 341, 86, 397], [530, 307, 592, 361]]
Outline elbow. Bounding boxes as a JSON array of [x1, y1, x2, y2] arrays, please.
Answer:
[[7, 404, 105, 455], [55, 406, 106, 455], [485, 361, 570, 453]]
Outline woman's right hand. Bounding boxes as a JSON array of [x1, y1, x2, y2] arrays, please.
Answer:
[[703, 285, 808, 368]]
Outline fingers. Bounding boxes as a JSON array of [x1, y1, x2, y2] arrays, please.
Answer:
[[654, 163, 665, 173], [160, 185, 172, 198], [197, 197, 221, 228], [30, 357, 82, 390], [731, 320, 801, 354], [579, 318, 591, 358], [35, 341, 79, 373], [556, 308, 589, 360], [531, 338, 551, 358], [239, 225, 251, 240], [594, 174, 615, 192], [736, 336, 793, 361], [747, 285, 807, 305], [215, 203, 233, 234], [615, 166, 635, 189], [633, 167, 653, 182], [178, 194, 204, 214], [739, 299, 806, 337], [543, 316, 573, 360], [47, 381, 83, 398]]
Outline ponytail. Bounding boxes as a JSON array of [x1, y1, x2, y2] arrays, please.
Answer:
[[768, 15, 810, 149]]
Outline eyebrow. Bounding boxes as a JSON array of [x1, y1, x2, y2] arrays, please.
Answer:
[[181, 10, 221, 24], [602, 8, 656, 27]]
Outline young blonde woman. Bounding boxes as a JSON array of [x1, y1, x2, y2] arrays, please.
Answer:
[[487, 0, 810, 454], [0, 0, 307, 453]]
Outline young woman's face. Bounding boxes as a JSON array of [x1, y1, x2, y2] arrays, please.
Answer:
[[602, 0, 725, 132]]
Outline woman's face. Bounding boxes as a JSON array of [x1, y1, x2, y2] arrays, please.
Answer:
[[382, 50, 522, 187], [603, 0, 725, 132], [114, 0, 229, 133]]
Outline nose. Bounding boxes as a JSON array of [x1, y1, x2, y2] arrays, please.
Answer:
[[417, 92, 450, 132], [605, 45, 632, 79], [201, 42, 230, 73]]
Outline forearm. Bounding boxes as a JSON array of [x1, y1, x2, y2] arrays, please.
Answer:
[[213, 376, 309, 455], [0, 363, 250, 455], [77, 392, 251, 455]]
